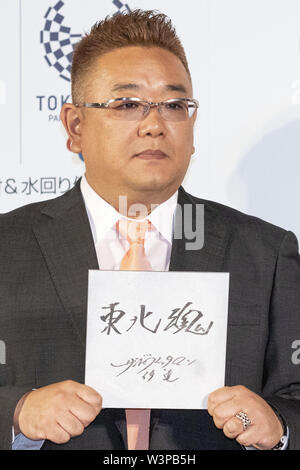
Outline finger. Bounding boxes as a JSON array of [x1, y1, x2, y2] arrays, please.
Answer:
[[208, 385, 251, 417], [46, 422, 71, 444], [210, 397, 246, 429], [236, 426, 260, 448], [207, 386, 235, 415], [75, 383, 102, 410], [209, 399, 235, 427], [68, 396, 100, 427], [223, 416, 244, 439], [57, 410, 85, 438]]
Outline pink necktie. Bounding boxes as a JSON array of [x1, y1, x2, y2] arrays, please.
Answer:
[[117, 218, 152, 450]]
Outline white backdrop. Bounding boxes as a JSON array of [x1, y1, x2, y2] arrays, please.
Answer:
[[1, 0, 300, 242]]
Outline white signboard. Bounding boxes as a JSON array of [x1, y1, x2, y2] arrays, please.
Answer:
[[85, 271, 229, 409]]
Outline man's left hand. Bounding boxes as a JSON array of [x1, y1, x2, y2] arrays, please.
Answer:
[[207, 385, 284, 449]]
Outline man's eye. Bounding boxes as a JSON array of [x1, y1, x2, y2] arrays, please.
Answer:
[[118, 102, 138, 110], [165, 102, 185, 110]]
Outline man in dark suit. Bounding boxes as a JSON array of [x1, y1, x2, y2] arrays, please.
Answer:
[[1, 10, 300, 450]]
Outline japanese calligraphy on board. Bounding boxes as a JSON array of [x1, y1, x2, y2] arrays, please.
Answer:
[[85, 271, 229, 409]]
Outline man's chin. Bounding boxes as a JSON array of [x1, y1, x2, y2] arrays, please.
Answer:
[[129, 178, 175, 194]]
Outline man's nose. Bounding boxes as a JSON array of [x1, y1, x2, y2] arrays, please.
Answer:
[[137, 106, 166, 137]]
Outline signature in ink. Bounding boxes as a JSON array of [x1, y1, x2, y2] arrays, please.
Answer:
[[110, 353, 196, 383]]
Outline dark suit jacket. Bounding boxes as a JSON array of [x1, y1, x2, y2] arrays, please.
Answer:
[[1, 181, 300, 450]]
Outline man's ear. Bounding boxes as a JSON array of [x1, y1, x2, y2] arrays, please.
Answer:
[[60, 103, 82, 153]]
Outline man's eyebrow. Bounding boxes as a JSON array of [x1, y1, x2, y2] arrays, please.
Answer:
[[111, 83, 139, 92], [111, 83, 188, 94], [165, 84, 188, 93]]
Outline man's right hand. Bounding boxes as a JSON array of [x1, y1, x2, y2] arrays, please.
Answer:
[[13, 380, 102, 444]]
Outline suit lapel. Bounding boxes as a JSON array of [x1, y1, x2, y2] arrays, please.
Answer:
[[33, 180, 98, 350], [169, 186, 231, 273]]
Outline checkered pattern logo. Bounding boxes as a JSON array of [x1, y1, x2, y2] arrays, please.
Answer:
[[40, 0, 131, 82], [40, 1, 81, 82]]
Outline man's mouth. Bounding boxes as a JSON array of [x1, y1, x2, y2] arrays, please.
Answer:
[[134, 149, 168, 160]]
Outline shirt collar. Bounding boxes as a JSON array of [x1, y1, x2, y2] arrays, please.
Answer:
[[80, 175, 178, 244]]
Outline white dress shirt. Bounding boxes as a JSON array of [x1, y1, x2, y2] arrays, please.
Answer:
[[80, 175, 178, 271]]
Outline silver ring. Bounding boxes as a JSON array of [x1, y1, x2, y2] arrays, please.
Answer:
[[234, 411, 251, 431]]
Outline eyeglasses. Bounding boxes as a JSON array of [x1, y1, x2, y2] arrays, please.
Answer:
[[74, 97, 199, 122]]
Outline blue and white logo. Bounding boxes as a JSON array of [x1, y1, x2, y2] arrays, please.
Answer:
[[40, 1, 81, 82], [40, 0, 131, 82]]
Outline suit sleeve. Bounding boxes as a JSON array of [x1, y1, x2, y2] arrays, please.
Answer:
[[0, 214, 36, 450], [0, 385, 32, 450], [262, 231, 300, 450]]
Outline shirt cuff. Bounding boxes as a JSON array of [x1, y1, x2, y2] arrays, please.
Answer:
[[12, 431, 44, 450]]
